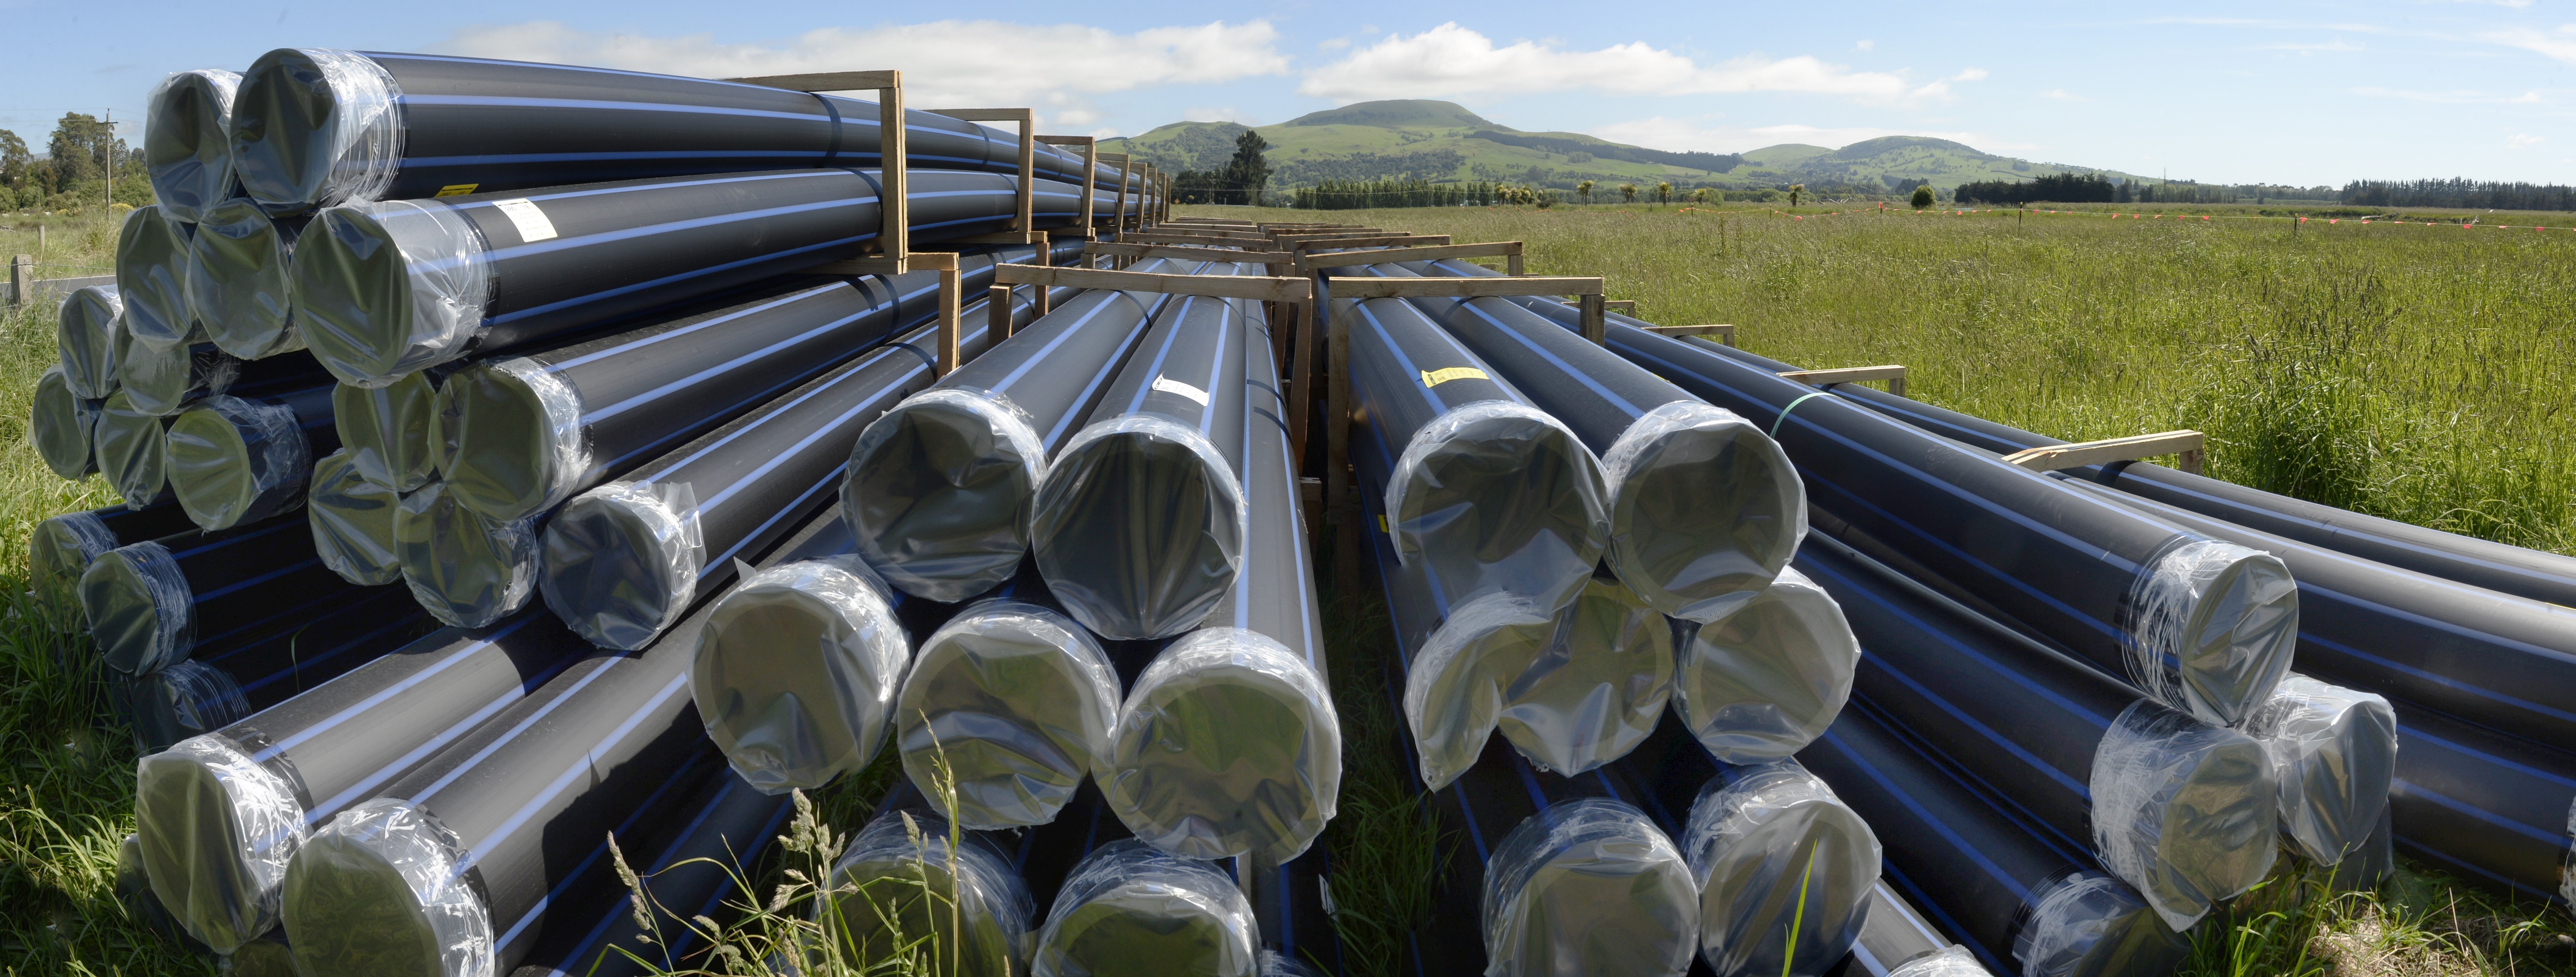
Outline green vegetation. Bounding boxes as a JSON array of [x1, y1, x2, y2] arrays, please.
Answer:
[[2, 114, 155, 214]]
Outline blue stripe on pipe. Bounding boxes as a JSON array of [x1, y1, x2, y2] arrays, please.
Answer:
[[2405, 727, 2576, 790], [490, 748, 712, 951], [1878, 860, 2015, 976], [1200, 301, 1231, 433], [684, 359, 913, 514], [1813, 728, 2031, 902], [405, 662, 624, 804], [1449, 298, 1645, 421], [2393, 835, 2556, 903], [484, 232, 879, 327], [170, 519, 301, 559], [1121, 295, 1195, 416], [1842, 650, 2094, 797], [465, 191, 871, 261], [583, 307, 887, 423], [2297, 628, 2576, 727], [709, 463, 849, 571], [2117, 474, 2576, 587], [1799, 555, 2115, 732], [546, 774, 739, 972], [549, 283, 851, 373], [463, 671, 695, 881], [659, 788, 794, 967], [190, 556, 321, 603], [402, 150, 832, 168], [1512, 755, 1551, 811], [1353, 304, 1447, 415], [231, 613, 428, 697], [2388, 778, 2561, 845], [255, 615, 537, 761]]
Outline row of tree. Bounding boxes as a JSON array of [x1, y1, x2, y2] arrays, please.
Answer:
[[1168, 131, 1275, 206], [1, 113, 154, 211], [1953, 172, 2116, 205], [2341, 179, 2576, 212]]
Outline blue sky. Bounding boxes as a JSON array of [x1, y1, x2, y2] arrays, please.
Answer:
[[4, 1, 2570, 186]]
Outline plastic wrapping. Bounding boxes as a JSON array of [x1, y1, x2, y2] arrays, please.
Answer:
[[133, 734, 308, 952], [1031, 838, 1258, 977], [1402, 592, 1556, 790], [33, 364, 101, 479], [690, 554, 909, 793], [1597, 401, 1806, 622], [186, 199, 307, 358], [145, 69, 244, 225], [893, 599, 1120, 828], [307, 449, 403, 585], [845, 387, 1052, 601], [280, 797, 491, 977], [538, 479, 705, 650], [2121, 536, 2300, 727], [1500, 573, 1673, 777], [31, 510, 121, 625], [1105, 627, 1340, 863], [80, 540, 196, 674], [2010, 872, 2189, 977], [394, 480, 541, 628], [230, 48, 406, 216], [336, 372, 442, 491], [1481, 798, 1698, 977], [1889, 945, 1994, 977], [118, 658, 251, 755], [297, 198, 494, 387], [122, 340, 242, 417], [119, 831, 215, 955], [166, 395, 317, 530], [98, 392, 176, 508], [2087, 700, 2278, 932], [1384, 399, 1607, 613], [56, 283, 126, 398], [1671, 567, 1861, 765], [2244, 674, 2397, 865], [1033, 413, 1248, 639], [822, 810, 1035, 976], [1681, 761, 1879, 977], [433, 357, 591, 519], [118, 206, 203, 351]]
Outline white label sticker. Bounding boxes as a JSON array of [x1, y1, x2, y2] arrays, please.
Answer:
[[490, 198, 558, 243], [1151, 376, 1210, 406]]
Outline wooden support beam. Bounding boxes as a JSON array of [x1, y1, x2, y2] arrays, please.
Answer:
[[1128, 231, 1265, 248], [1777, 364, 1907, 397], [1605, 299, 1637, 314], [1320, 275, 1603, 300], [927, 108, 1035, 234], [1643, 323, 1736, 347], [994, 263, 1314, 304], [1036, 135, 1096, 232], [988, 285, 1013, 342], [933, 261, 962, 376], [721, 70, 898, 91], [2002, 430, 2207, 475], [1296, 240, 1522, 271], [1579, 294, 1607, 344], [1087, 242, 1294, 264], [729, 69, 910, 274]]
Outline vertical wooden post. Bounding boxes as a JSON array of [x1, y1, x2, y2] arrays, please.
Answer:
[[2179, 446, 2204, 475], [1506, 251, 1525, 276], [1287, 300, 1314, 463], [1578, 293, 1606, 345], [878, 75, 908, 265], [933, 260, 961, 375], [988, 285, 1013, 341], [8, 255, 30, 308], [1326, 301, 1360, 596], [1014, 117, 1035, 234]]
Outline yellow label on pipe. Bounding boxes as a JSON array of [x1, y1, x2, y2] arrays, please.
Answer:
[[433, 184, 480, 197], [1419, 366, 1488, 388]]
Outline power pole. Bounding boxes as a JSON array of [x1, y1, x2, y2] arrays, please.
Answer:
[[103, 110, 112, 209]]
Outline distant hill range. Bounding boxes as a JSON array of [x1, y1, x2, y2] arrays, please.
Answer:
[[1101, 99, 2149, 193]]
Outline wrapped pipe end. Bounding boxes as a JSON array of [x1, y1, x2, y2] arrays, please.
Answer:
[[2088, 700, 2279, 932], [2247, 675, 2398, 866], [1496, 574, 1674, 777], [1481, 798, 1699, 977], [335, 372, 441, 492], [80, 541, 193, 675], [280, 797, 490, 977], [1386, 400, 1606, 612], [1600, 401, 1806, 621], [309, 449, 404, 586], [166, 395, 315, 531], [434, 357, 588, 522], [1033, 414, 1247, 640], [539, 480, 704, 650], [295, 200, 491, 387], [894, 599, 1120, 829], [1888, 945, 1993, 977], [56, 285, 126, 399], [231, 48, 403, 217], [1672, 566, 1860, 765], [2124, 538, 2300, 727], [1681, 760, 1880, 977], [31, 511, 119, 629], [2010, 872, 2189, 977], [1402, 593, 1555, 791], [34, 365, 101, 480], [134, 735, 307, 954], [1106, 627, 1340, 864], [117, 659, 251, 755], [823, 810, 1035, 975], [1033, 838, 1259, 977], [393, 480, 540, 629], [187, 199, 304, 359], [97, 391, 175, 508], [691, 555, 909, 794], [844, 389, 1048, 603], [144, 69, 243, 225], [116, 206, 202, 352]]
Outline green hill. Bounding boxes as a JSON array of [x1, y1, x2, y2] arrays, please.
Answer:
[[1101, 100, 2149, 194]]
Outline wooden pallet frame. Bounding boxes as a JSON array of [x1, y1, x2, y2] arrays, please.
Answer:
[[1778, 364, 1907, 397], [927, 108, 1042, 247], [1035, 135, 1098, 239], [1642, 323, 1736, 346], [1297, 240, 1525, 275], [2003, 430, 2206, 475]]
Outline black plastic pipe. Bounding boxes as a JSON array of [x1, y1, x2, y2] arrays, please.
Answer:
[[119, 341, 335, 418], [56, 284, 124, 398], [144, 69, 241, 225], [185, 200, 310, 359], [29, 503, 199, 629], [95, 389, 176, 508], [393, 479, 544, 628], [114, 586, 439, 754], [2386, 702, 2576, 906], [438, 241, 1080, 523], [79, 515, 376, 675], [33, 365, 99, 480], [165, 383, 338, 531], [228, 48, 1105, 217], [130, 609, 599, 953], [307, 449, 403, 586], [294, 167, 1081, 386], [117, 206, 200, 350], [505, 766, 791, 977]]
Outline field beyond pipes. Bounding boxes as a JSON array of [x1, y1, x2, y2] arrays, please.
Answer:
[[1210, 200, 2576, 556]]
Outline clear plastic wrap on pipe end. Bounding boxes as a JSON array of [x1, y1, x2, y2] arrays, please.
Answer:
[[308, 449, 404, 586], [2010, 871, 2189, 977], [295, 200, 492, 387], [56, 285, 126, 399], [691, 555, 908, 794], [119, 659, 251, 754], [1106, 627, 1340, 863], [1599, 401, 1806, 621], [1496, 574, 1674, 777], [281, 797, 491, 977], [117, 206, 204, 352], [435, 358, 588, 522], [1681, 760, 1880, 977], [135, 734, 308, 953], [34, 365, 102, 480], [894, 599, 1120, 828], [1032, 838, 1258, 977], [97, 390, 175, 507], [2245, 674, 2398, 866], [540, 480, 704, 650], [1386, 400, 1607, 612], [393, 480, 541, 629], [845, 388, 1050, 602], [166, 395, 315, 531], [231, 49, 404, 217], [1481, 798, 1698, 977], [31, 511, 119, 629], [1033, 414, 1248, 640], [80, 540, 194, 675], [1672, 566, 1860, 765], [1404, 592, 1555, 790], [336, 373, 440, 491], [144, 69, 243, 225], [823, 810, 1035, 976], [119, 831, 213, 955], [188, 199, 305, 359], [2087, 700, 2278, 932], [120, 340, 241, 417], [2123, 537, 2300, 727], [229, 936, 302, 977], [1888, 945, 1995, 977]]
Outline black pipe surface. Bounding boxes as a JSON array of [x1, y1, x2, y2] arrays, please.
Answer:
[[505, 766, 791, 977], [30, 504, 198, 628], [165, 383, 338, 530], [79, 516, 375, 675], [117, 586, 439, 754]]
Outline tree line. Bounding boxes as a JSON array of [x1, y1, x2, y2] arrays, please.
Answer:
[[2341, 179, 2576, 212], [2, 113, 154, 211], [1952, 172, 2116, 205]]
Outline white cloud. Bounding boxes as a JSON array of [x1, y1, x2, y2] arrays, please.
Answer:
[[2488, 25, 2576, 63], [1952, 67, 1990, 81], [2041, 88, 2088, 101], [1297, 23, 1966, 103], [432, 19, 1292, 107], [2260, 39, 2365, 52], [1184, 106, 1258, 124], [1318, 37, 1350, 51], [2509, 133, 2545, 149], [1855, 39, 1875, 51], [1588, 116, 2030, 154], [2354, 85, 2551, 103]]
